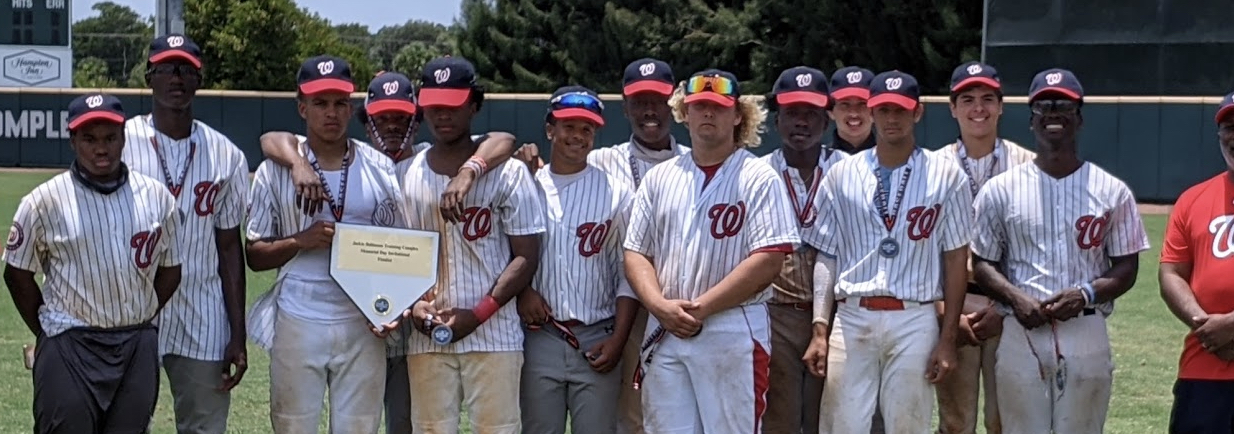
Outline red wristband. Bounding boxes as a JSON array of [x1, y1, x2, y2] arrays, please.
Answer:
[[474, 295, 500, 323]]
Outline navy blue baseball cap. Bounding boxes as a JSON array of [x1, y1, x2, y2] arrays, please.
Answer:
[[684, 69, 741, 107], [623, 58, 674, 97], [772, 66, 829, 107], [868, 71, 920, 110], [148, 33, 202, 68], [548, 85, 605, 126], [365, 72, 416, 116], [68, 93, 125, 131], [419, 56, 477, 108], [950, 61, 1000, 93], [1216, 91, 1234, 123], [1029, 68, 1084, 102], [830, 66, 874, 101], [297, 55, 354, 95]]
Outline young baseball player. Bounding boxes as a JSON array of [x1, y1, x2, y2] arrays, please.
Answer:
[[120, 34, 249, 434], [803, 70, 971, 434], [1160, 91, 1234, 433], [758, 65, 847, 434], [827, 66, 876, 154], [971, 68, 1150, 433], [932, 61, 1036, 434], [516, 85, 637, 434], [255, 71, 515, 434], [4, 93, 182, 434], [402, 56, 545, 434], [624, 68, 799, 433], [245, 55, 407, 434], [258, 84, 518, 225], [588, 58, 688, 434]]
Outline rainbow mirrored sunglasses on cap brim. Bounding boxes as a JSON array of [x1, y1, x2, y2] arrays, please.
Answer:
[[684, 75, 737, 107], [549, 92, 605, 126]]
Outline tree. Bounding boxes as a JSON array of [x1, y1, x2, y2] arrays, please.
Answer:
[[390, 42, 437, 78], [73, 57, 117, 88], [370, 20, 454, 72], [71, 2, 153, 87]]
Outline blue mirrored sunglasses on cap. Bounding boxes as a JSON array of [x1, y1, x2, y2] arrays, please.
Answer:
[[550, 92, 604, 112]]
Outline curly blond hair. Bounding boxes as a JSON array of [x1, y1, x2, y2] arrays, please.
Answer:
[[668, 83, 768, 147]]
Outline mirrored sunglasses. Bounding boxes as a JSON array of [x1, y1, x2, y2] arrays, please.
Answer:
[[686, 75, 736, 96]]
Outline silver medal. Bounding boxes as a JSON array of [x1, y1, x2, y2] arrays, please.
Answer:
[[432, 325, 453, 345], [878, 237, 900, 258]]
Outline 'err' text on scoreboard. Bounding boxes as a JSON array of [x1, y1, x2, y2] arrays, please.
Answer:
[[11, 0, 67, 9]]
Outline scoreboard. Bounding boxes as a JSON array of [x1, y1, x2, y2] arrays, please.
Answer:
[[0, 0, 72, 87]]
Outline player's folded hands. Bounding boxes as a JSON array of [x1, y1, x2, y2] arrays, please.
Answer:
[[1193, 313, 1234, 353], [650, 299, 702, 339], [1011, 294, 1049, 329], [1042, 288, 1086, 321]]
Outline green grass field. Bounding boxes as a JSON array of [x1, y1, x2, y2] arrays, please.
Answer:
[[0, 170, 1182, 433]]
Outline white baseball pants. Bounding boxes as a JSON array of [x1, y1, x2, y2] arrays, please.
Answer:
[[820, 299, 939, 434], [641, 304, 771, 434], [996, 312, 1113, 434]]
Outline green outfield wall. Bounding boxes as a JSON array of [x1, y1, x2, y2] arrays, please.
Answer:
[[0, 88, 1225, 203]]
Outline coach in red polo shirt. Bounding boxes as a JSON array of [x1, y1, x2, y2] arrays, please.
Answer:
[[1159, 90, 1234, 433]]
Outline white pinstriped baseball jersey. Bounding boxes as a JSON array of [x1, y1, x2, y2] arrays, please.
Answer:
[[124, 116, 250, 361], [587, 136, 690, 189], [934, 139, 1037, 196], [245, 140, 407, 352], [760, 148, 850, 304], [297, 134, 431, 171], [971, 162, 1151, 315], [624, 149, 800, 304], [803, 147, 974, 302], [4, 170, 181, 337], [401, 152, 546, 354], [532, 164, 635, 325]]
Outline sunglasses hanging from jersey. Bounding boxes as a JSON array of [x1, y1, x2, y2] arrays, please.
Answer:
[[306, 143, 353, 222], [549, 92, 605, 113], [1024, 321, 1067, 401], [685, 75, 737, 96]]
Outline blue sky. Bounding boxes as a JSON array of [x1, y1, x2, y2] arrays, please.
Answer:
[[71, 0, 462, 28]]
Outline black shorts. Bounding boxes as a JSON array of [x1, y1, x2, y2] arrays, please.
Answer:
[[1169, 378, 1234, 434], [33, 323, 159, 434]]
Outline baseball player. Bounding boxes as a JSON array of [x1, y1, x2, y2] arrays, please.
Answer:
[[258, 78, 518, 223], [971, 68, 1150, 433], [827, 66, 876, 154], [120, 34, 250, 434], [803, 70, 971, 433], [932, 61, 1036, 434], [3, 93, 182, 434], [255, 71, 515, 433], [402, 56, 545, 434], [758, 65, 847, 434], [1159, 91, 1234, 433], [245, 55, 407, 434], [516, 85, 637, 434], [624, 68, 799, 433]]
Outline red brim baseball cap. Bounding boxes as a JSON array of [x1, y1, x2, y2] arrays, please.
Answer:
[[149, 50, 202, 69], [1216, 106, 1234, 124], [830, 87, 870, 101], [299, 78, 355, 95], [623, 80, 674, 97], [551, 108, 605, 126], [366, 99, 417, 116], [776, 91, 829, 107], [951, 76, 1001, 93], [684, 92, 736, 107], [1030, 87, 1081, 101], [868, 93, 918, 110], [419, 88, 472, 108], [68, 111, 125, 130]]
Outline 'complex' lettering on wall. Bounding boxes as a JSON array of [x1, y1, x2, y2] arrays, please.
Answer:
[[0, 110, 70, 139]]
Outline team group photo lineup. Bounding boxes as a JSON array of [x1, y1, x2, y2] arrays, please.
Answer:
[[4, 8, 1234, 434]]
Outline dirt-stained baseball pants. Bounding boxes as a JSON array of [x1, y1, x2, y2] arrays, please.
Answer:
[[936, 335, 1001, 434], [642, 305, 771, 433], [408, 351, 523, 434], [269, 310, 386, 434], [764, 303, 824, 434], [821, 298, 939, 434], [520, 317, 621, 434], [996, 311, 1112, 434]]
